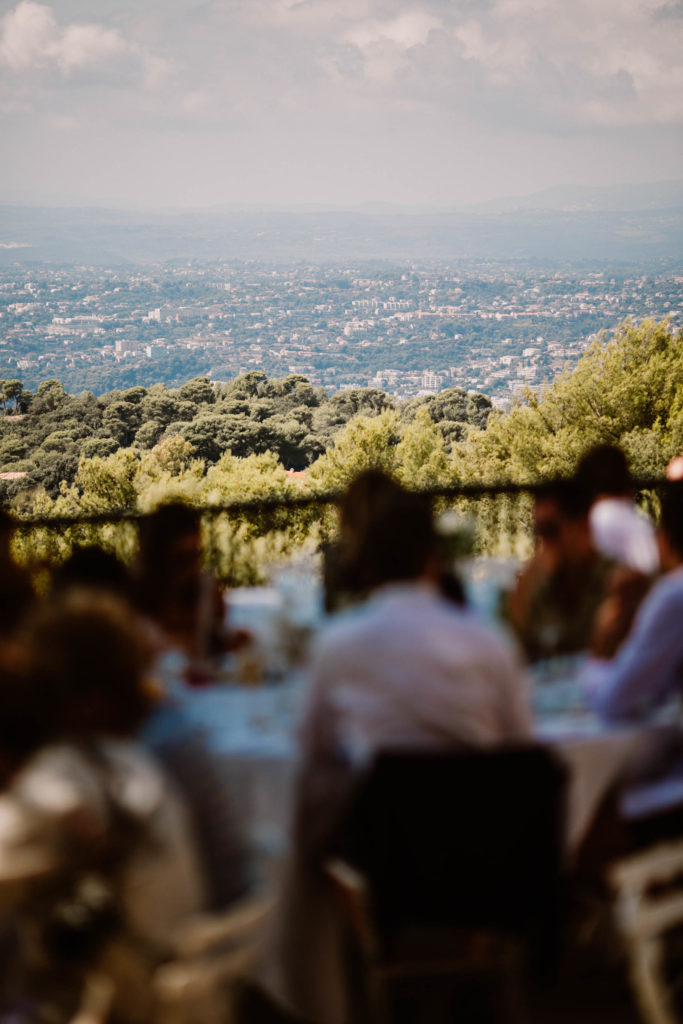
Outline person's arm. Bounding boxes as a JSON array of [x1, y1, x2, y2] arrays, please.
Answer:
[[592, 579, 683, 720]]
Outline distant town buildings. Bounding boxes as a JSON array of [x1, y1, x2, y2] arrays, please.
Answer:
[[0, 262, 680, 402]]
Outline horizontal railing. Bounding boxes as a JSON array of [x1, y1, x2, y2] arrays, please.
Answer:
[[8, 477, 666, 587], [9, 476, 666, 528]]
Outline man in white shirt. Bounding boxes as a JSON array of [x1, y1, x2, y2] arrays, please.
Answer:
[[301, 485, 531, 762], [262, 482, 531, 1024]]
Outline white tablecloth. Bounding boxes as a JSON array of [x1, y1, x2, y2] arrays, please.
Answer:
[[536, 712, 680, 851], [175, 675, 681, 865]]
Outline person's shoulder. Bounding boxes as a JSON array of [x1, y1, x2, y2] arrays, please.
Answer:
[[439, 603, 519, 657], [643, 567, 683, 611], [313, 601, 375, 656]]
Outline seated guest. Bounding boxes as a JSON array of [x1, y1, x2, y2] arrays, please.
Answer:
[[0, 591, 207, 1022], [322, 469, 404, 612], [304, 483, 531, 762], [135, 502, 223, 659], [134, 502, 247, 677], [262, 483, 530, 1024], [575, 443, 658, 575], [590, 482, 683, 720], [51, 543, 131, 597], [508, 480, 615, 662], [323, 469, 467, 613]]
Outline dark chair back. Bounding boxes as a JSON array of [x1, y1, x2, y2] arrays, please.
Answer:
[[337, 746, 567, 973]]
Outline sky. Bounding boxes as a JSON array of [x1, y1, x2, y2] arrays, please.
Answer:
[[0, 0, 682, 208]]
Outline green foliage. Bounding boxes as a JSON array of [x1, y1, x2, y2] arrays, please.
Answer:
[[402, 388, 492, 444], [396, 407, 453, 490], [309, 410, 401, 491], [452, 319, 683, 483], [7, 319, 680, 581]]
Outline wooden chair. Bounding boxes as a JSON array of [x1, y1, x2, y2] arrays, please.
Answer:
[[326, 747, 567, 1024], [611, 839, 683, 1024]]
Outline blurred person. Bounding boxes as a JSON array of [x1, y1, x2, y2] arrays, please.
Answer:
[[322, 469, 403, 612], [0, 590, 207, 1022], [590, 481, 683, 720], [590, 564, 653, 660], [51, 544, 131, 598], [323, 469, 466, 612], [262, 483, 530, 1024], [508, 480, 616, 662], [135, 502, 220, 659], [0, 507, 35, 639], [135, 508, 252, 907], [134, 502, 247, 677], [305, 484, 530, 760], [575, 443, 658, 575], [0, 644, 61, 1016]]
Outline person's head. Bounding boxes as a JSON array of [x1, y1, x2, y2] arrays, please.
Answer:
[[22, 589, 154, 740], [136, 502, 203, 618], [349, 484, 439, 591], [137, 502, 202, 573], [338, 470, 404, 548], [52, 545, 130, 597], [658, 482, 683, 571], [575, 444, 632, 501], [533, 480, 593, 566]]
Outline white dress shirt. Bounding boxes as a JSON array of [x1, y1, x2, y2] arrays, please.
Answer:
[[590, 497, 659, 574], [301, 581, 532, 761]]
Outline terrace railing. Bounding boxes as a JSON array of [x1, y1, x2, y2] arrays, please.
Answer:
[[9, 478, 664, 587]]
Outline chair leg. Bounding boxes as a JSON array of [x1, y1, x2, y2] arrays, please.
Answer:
[[628, 936, 677, 1024], [495, 941, 530, 1024]]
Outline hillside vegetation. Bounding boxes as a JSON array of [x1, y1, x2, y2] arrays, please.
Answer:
[[1, 319, 680, 581]]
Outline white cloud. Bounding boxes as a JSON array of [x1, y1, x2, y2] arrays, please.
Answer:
[[0, 0, 57, 71], [345, 11, 441, 52], [56, 22, 127, 74], [0, 1, 166, 83]]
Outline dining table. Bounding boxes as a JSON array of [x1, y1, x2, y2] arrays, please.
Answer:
[[170, 655, 681, 867]]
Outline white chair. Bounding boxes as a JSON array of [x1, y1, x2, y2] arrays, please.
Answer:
[[611, 839, 683, 1024]]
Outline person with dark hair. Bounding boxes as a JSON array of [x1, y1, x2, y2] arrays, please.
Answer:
[[303, 479, 530, 759], [508, 479, 616, 661], [263, 480, 530, 1024], [575, 443, 658, 574], [322, 469, 404, 611], [0, 591, 207, 1020], [591, 481, 683, 720], [52, 544, 131, 598], [135, 502, 209, 652]]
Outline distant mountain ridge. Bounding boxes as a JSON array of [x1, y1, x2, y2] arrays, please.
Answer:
[[0, 181, 682, 264], [471, 180, 683, 214]]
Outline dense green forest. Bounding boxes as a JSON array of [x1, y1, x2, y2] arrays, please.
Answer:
[[0, 372, 492, 499], [1, 318, 680, 582]]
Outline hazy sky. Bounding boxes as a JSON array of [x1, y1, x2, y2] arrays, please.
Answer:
[[1, 0, 682, 207]]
